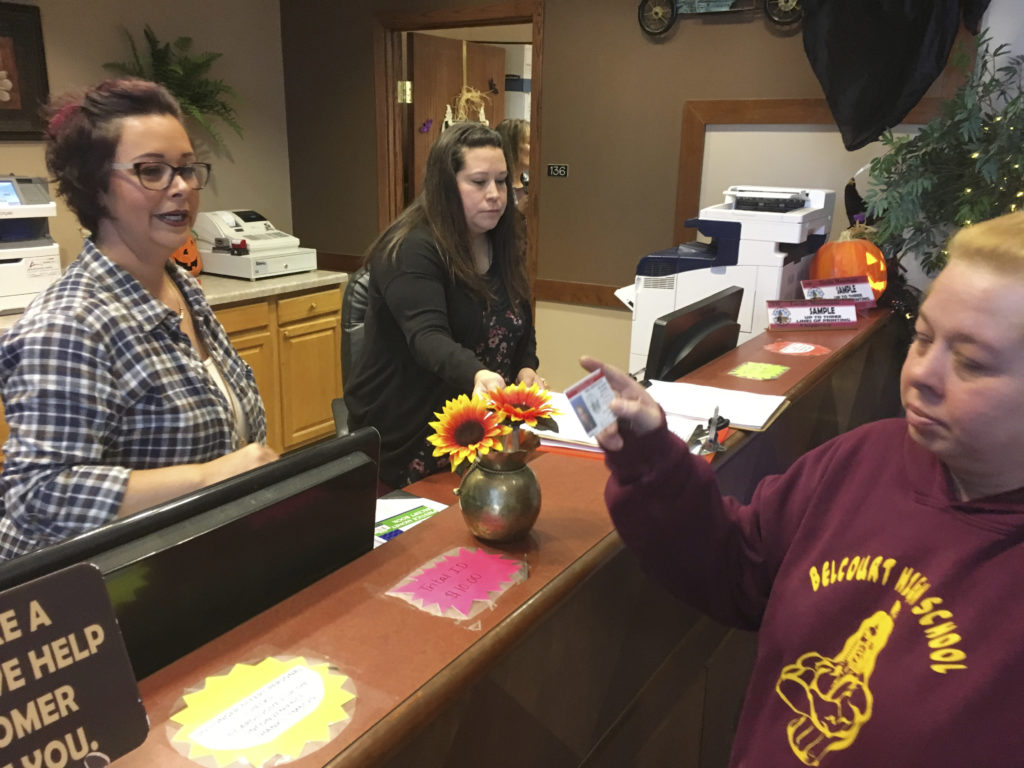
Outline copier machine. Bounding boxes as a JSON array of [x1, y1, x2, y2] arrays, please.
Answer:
[[627, 185, 835, 376], [0, 175, 61, 315]]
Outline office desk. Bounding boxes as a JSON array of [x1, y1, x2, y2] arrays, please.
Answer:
[[117, 310, 903, 768]]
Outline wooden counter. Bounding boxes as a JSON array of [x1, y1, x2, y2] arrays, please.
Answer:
[[115, 309, 905, 768]]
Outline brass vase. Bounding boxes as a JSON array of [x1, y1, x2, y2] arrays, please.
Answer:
[[454, 451, 541, 543]]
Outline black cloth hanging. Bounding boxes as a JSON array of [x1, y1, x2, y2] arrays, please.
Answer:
[[802, 0, 992, 151]]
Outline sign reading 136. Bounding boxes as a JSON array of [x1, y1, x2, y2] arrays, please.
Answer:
[[546, 164, 569, 178]]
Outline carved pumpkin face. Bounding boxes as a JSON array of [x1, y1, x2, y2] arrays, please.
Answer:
[[810, 239, 888, 299], [171, 234, 203, 277]]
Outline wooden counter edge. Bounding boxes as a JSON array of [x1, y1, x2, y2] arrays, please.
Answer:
[[326, 529, 625, 768]]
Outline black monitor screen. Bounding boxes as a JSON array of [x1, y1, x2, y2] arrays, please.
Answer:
[[644, 286, 744, 383], [0, 427, 380, 678]]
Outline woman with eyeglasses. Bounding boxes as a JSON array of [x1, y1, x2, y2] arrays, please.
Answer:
[[0, 78, 278, 560]]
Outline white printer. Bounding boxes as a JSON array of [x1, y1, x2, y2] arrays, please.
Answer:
[[194, 209, 317, 280], [627, 185, 835, 376], [0, 175, 61, 314]]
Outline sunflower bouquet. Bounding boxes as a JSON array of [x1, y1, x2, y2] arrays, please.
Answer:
[[427, 382, 560, 473]]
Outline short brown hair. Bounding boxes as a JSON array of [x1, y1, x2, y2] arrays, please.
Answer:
[[44, 78, 184, 236], [945, 211, 1024, 276]]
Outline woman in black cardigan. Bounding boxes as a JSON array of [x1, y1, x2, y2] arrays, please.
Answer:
[[345, 122, 542, 490]]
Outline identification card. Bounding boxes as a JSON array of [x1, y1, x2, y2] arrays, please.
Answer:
[[564, 369, 617, 437]]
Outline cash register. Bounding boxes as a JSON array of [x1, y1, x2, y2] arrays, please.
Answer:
[[0, 174, 61, 314], [627, 185, 835, 376], [194, 209, 317, 280]]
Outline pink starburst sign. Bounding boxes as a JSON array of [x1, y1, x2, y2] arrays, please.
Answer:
[[387, 547, 527, 618]]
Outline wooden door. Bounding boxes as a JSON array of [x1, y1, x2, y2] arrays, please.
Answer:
[[408, 33, 507, 200]]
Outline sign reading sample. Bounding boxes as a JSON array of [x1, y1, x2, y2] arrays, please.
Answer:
[[766, 299, 859, 331], [800, 275, 877, 309], [0, 563, 147, 768]]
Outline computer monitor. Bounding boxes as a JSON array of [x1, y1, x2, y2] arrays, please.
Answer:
[[644, 286, 744, 383], [0, 427, 381, 678]]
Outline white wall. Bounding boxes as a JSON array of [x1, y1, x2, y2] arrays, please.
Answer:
[[3, 0, 291, 264], [501, 43, 531, 121]]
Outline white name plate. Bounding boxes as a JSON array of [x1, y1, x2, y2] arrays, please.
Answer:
[[767, 299, 859, 331]]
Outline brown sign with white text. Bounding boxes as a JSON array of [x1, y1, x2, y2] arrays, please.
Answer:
[[0, 563, 147, 768]]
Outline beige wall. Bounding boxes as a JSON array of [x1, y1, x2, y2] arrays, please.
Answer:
[[277, 0, 825, 387], [4, 0, 291, 265], [536, 301, 629, 390], [280, 1, 825, 287]]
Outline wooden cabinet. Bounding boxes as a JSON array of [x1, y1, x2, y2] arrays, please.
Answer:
[[215, 301, 282, 453], [215, 285, 343, 455], [276, 288, 343, 450]]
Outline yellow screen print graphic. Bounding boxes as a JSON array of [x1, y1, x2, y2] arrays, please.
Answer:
[[775, 602, 900, 766], [170, 656, 356, 767]]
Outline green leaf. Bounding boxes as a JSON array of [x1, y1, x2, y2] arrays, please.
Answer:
[[868, 29, 1024, 273], [102, 25, 242, 151]]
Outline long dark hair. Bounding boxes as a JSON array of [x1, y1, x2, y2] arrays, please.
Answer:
[[495, 118, 529, 175], [367, 122, 529, 306], [44, 78, 184, 237]]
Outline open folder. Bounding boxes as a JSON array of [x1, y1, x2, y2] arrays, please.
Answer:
[[645, 380, 788, 431], [531, 392, 709, 455]]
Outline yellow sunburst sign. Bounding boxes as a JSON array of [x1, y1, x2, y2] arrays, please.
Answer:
[[170, 656, 356, 767]]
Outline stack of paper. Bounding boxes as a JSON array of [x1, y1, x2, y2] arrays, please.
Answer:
[[646, 381, 787, 431]]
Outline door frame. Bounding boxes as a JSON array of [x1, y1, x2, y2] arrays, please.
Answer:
[[372, 1, 544, 287]]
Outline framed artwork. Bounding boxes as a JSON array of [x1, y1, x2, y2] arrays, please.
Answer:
[[0, 3, 49, 139]]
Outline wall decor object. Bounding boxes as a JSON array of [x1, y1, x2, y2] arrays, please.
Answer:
[[638, 1, 761, 37], [764, 0, 802, 26], [0, 3, 50, 139]]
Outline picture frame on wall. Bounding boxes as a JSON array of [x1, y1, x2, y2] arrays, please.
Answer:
[[0, 3, 49, 140]]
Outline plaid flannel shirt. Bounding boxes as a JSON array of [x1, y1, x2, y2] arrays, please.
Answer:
[[0, 240, 267, 559]]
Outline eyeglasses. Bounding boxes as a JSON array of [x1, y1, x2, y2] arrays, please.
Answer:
[[110, 161, 212, 191]]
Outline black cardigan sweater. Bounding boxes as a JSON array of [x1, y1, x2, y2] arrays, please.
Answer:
[[344, 227, 538, 488]]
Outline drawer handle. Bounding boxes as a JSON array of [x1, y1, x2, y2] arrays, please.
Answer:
[[309, 302, 317, 311]]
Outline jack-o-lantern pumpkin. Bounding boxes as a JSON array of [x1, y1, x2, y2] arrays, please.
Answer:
[[171, 234, 203, 277], [810, 237, 887, 299]]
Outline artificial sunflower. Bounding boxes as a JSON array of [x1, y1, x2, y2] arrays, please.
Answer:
[[486, 382, 560, 430], [427, 394, 511, 472]]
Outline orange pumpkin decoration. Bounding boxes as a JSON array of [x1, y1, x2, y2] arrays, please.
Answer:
[[171, 234, 203, 277], [810, 238, 887, 299]]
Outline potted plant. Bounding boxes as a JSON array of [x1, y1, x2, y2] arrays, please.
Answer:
[[104, 25, 242, 151], [428, 383, 560, 543], [865, 32, 1024, 278]]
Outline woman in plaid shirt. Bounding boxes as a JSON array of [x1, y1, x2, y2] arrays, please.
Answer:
[[0, 79, 278, 559]]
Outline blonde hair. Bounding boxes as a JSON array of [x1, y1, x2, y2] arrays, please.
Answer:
[[946, 211, 1024, 276]]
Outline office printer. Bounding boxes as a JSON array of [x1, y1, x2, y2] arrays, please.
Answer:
[[627, 185, 835, 376], [0, 175, 61, 314], [194, 210, 317, 280]]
